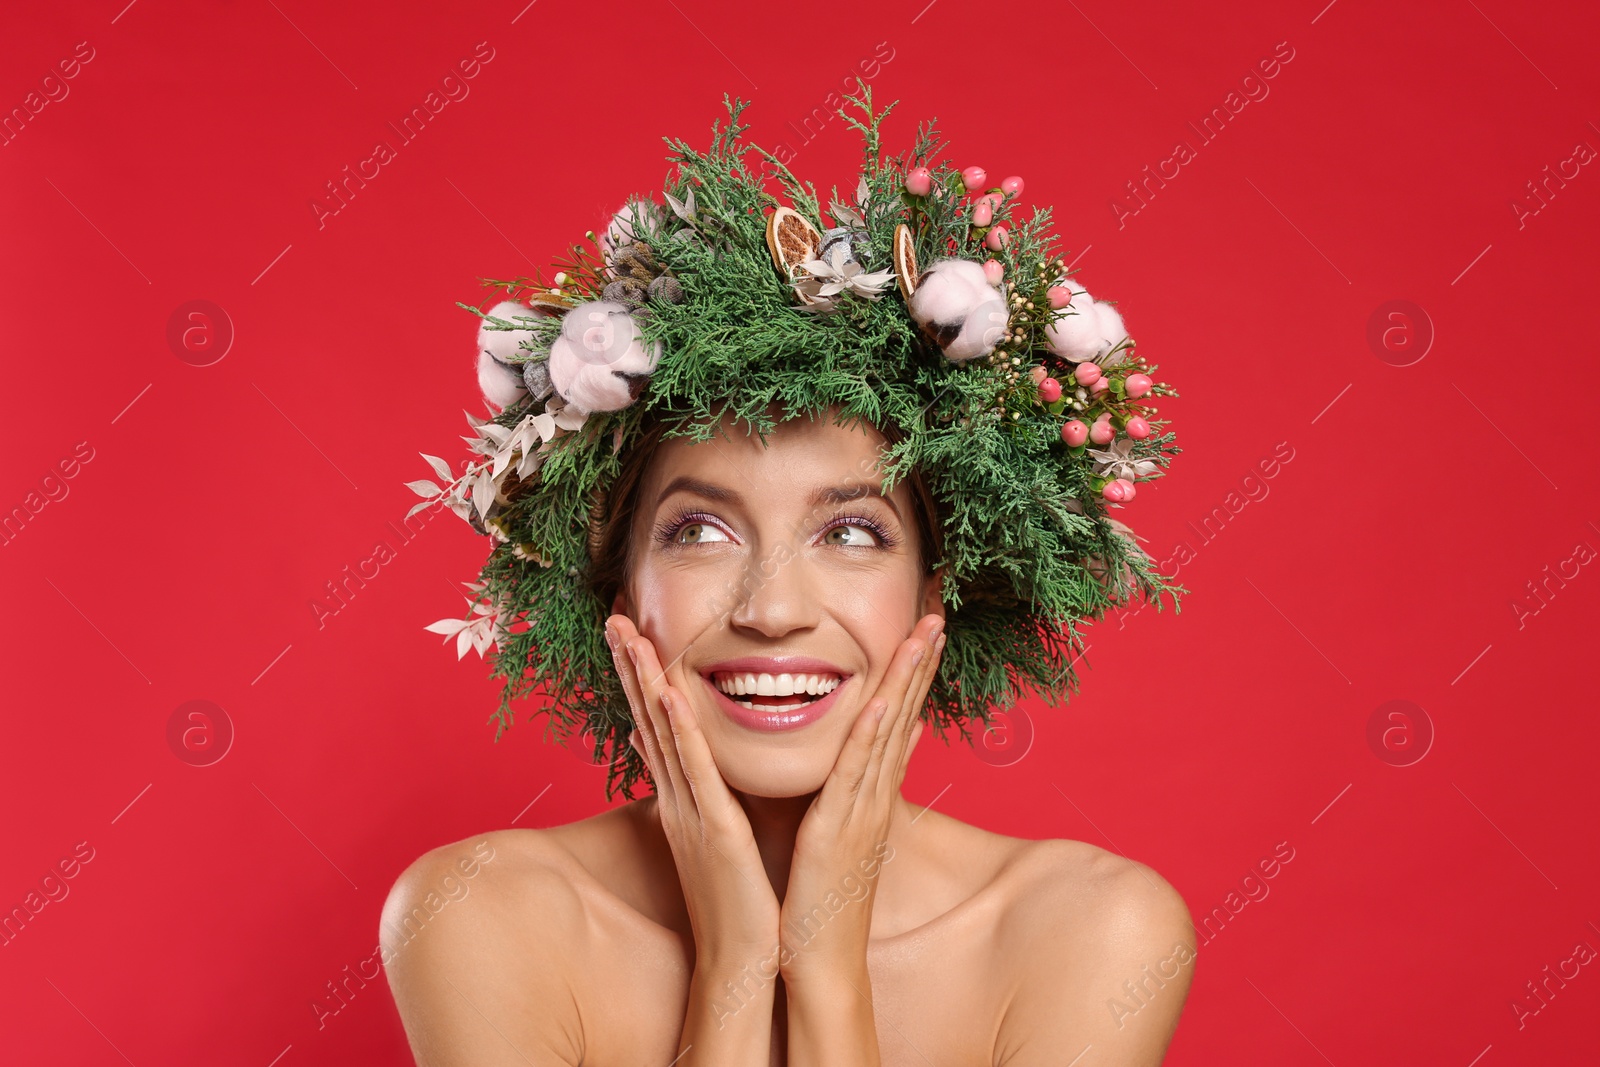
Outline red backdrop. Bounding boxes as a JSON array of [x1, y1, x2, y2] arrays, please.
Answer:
[[3, 0, 1597, 1063]]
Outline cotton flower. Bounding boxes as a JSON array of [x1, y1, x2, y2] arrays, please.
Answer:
[[1043, 279, 1130, 364], [906, 258, 1010, 363], [547, 301, 662, 413], [476, 300, 542, 409]]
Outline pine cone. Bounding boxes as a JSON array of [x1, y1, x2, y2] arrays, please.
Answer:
[[601, 240, 685, 311], [523, 359, 554, 401]]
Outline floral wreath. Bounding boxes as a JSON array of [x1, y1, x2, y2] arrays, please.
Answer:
[[408, 82, 1184, 799]]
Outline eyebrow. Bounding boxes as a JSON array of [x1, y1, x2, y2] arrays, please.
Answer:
[[655, 475, 902, 520]]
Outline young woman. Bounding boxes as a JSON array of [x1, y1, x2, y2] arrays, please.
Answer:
[[381, 402, 1195, 1065]]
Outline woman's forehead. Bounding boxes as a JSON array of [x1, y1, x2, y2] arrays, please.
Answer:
[[641, 410, 899, 502]]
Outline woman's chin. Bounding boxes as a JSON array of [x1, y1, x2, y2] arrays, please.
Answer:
[[715, 758, 831, 799]]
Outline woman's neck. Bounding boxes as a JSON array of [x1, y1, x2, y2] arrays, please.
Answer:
[[733, 790, 816, 903]]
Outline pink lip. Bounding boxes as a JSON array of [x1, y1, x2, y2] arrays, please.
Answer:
[[699, 659, 853, 733], [701, 655, 848, 675]]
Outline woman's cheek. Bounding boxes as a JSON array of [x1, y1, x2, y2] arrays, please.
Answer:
[[631, 555, 740, 655], [822, 565, 920, 649]]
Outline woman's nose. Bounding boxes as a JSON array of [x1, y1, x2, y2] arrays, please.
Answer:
[[722, 538, 821, 638]]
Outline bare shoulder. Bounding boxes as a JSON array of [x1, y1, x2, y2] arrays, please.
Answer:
[[1006, 837, 1193, 942], [379, 828, 587, 1066], [992, 838, 1196, 1066], [380, 827, 572, 940]]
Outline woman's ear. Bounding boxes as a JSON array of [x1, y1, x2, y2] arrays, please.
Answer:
[[920, 565, 946, 622], [611, 587, 630, 619]]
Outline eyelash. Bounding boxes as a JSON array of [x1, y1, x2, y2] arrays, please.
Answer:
[[652, 506, 901, 550]]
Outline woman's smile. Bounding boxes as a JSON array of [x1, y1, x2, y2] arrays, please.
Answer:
[[699, 655, 854, 731]]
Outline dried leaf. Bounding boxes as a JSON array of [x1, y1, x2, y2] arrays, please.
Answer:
[[472, 470, 494, 519], [420, 453, 453, 481], [404, 478, 442, 498], [665, 188, 698, 225]]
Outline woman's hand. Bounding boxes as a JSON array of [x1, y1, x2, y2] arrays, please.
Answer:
[[778, 613, 946, 987], [605, 613, 783, 972]]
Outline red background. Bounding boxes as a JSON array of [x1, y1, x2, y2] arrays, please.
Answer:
[[3, 0, 1598, 1063]]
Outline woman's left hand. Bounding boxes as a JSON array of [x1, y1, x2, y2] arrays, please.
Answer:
[[778, 612, 946, 987]]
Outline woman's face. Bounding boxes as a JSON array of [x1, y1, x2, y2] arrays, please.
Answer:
[[615, 405, 943, 798]]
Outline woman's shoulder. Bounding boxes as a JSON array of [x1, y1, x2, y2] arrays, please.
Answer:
[[379, 801, 668, 950], [1021, 838, 1192, 956], [963, 826, 1195, 1061], [379, 827, 577, 953], [911, 810, 1192, 967]]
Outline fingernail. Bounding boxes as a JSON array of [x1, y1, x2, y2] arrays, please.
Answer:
[[625, 641, 638, 666], [661, 691, 675, 715], [911, 647, 925, 667], [604, 625, 618, 651], [930, 619, 944, 639], [935, 633, 947, 654], [874, 701, 888, 723]]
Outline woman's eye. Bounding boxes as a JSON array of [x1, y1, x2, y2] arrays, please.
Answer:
[[822, 523, 880, 547], [675, 522, 730, 544]]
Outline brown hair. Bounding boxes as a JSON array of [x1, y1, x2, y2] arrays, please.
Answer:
[[585, 407, 944, 616]]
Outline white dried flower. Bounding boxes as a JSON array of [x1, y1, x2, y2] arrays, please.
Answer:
[[793, 241, 897, 312], [1088, 437, 1163, 483]]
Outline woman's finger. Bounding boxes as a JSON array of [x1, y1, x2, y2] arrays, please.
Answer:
[[884, 628, 943, 801], [607, 615, 669, 801], [861, 616, 943, 795], [809, 680, 891, 823], [627, 630, 698, 813], [656, 681, 747, 833]]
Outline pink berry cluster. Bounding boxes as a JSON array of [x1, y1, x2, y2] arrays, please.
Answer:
[[1030, 361, 1161, 502], [903, 161, 1174, 506]]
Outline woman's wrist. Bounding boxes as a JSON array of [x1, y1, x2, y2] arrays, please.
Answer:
[[776, 946, 871, 994], [694, 940, 787, 996], [678, 950, 781, 1063], [782, 961, 880, 1067]]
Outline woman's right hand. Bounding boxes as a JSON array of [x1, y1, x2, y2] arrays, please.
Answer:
[[606, 613, 782, 970]]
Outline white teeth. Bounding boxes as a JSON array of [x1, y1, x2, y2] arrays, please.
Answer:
[[710, 671, 843, 699]]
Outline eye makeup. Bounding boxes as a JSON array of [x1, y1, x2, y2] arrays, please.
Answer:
[[650, 502, 902, 550]]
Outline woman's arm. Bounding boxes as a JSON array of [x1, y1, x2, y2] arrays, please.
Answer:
[[780, 616, 947, 1067], [609, 617, 787, 1065]]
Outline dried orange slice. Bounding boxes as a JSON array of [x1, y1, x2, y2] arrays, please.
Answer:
[[526, 291, 576, 316], [766, 206, 822, 279], [893, 223, 919, 300]]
